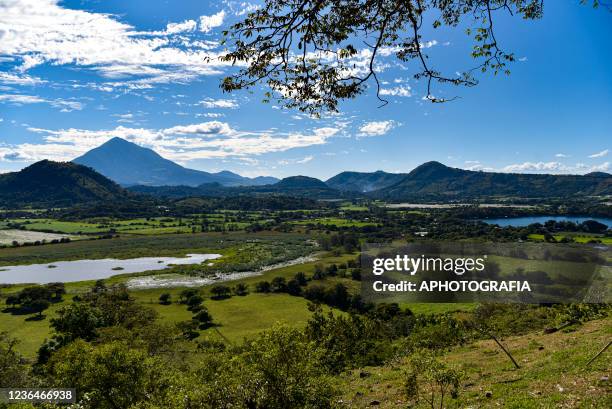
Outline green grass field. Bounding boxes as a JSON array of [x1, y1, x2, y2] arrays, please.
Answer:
[[0, 231, 310, 266], [528, 233, 612, 244], [8, 219, 106, 234], [292, 217, 378, 227], [339, 203, 370, 211], [5, 215, 269, 237]]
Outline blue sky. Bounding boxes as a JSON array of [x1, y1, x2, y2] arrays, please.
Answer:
[[0, 0, 610, 179]]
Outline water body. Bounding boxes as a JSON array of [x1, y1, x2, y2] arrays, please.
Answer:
[[481, 216, 612, 228], [0, 254, 221, 285], [127, 255, 319, 289]]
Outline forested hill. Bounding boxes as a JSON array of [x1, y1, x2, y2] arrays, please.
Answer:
[[129, 175, 347, 200], [326, 170, 407, 192], [0, 160, 130, 207], [372, 161, 612, 200]]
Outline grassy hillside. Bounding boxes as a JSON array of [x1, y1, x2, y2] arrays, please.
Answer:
[[342, 317, 611, 408]]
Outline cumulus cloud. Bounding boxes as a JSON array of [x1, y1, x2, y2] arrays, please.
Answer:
[[0, 0, 231, 87], [164, 121, 233, 136], [6, 122, 341, 163], [588, 149, 608, 158], [499, 161, 610, 174], [199, 11, 226, 32], [357, 120, 396, 137], [0, 94, 83, 111], [235, 2, 260, 16], [589, 162, 610, 172], [379, 85, 412, 97], [501, 161, 566, 173], [199, 98, 239, 109], [0, 72, 46, 86], [165, 19, 197, 35]]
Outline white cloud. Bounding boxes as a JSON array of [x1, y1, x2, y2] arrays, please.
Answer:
[[0, 0, 231, 87], [357, 120, 396, 137], [589, 162, 610, 172], [199, 11, 226, 33], [296, 155, 314, 164], [235, 2, 260, 16], [164, 121, 233, 136], [501, 161, 566, 173], [555, 153, 570, 158], [8, 122, 341, 163], [588, 149, 608, 158], [278, 155, 314, 165], [199, 98, 239, 109], [165, 19, 197, 35], [463, 160, 495, 171], [499, 161, 610, 174], [0, 72, 46, 86], [196, 112, 224, 118], [379, 85, 412, 97], [0, 94, 83, 111]]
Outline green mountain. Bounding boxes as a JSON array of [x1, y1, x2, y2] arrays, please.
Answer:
[[326, 170, 407, 192], [129, 175, 346, 199], [0, 160, 129, 207], [73, 137, 278, 187], [374, 161, 612, 200]]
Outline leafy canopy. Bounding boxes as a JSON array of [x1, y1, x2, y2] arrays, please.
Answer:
[[220, 0, 559, 115]]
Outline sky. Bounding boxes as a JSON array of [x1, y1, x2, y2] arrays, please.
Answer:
[[0, 0, 610, 179]]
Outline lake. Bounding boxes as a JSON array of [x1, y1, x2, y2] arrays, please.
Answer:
[[0, 253, 221, 285], [480, 216, 612, 228]]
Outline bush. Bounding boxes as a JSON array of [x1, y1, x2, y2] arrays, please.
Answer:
[[293, 271, 308, 286], [158, 293, 171, 305], [286, 279, 302, 296], [233, 283, 249, 296], [186, 295, 204, 311], [255, 281, 271, 293], [404, 350, 463, 408], [193, 308, 214, 329], [29, 299, 50, 318], [179, 289, 198, 304], [270, 277, 287, 293], [210, 285, 231, 300]]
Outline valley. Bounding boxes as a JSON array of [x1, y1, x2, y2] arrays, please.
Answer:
[[0, 139, 610, 409]]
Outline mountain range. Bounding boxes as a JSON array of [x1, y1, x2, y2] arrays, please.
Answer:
[[129, 175, 345, 199], [372, 161, 612, 200], [73, 137, 278, 187], [0, 138, 610, 207]]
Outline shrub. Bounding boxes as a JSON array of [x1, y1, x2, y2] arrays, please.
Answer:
[[158, 293, 171, 305], [179, 289, 198, 304], [286, 279, 302, 296], [193, 308, 214, 329], [186, 295, 204, 311], [255, 281, 271, 293], [293, 271, 308, 286], [404, 350, 463, 408], [270, 277, 287, 293], [233, 283, 249, 296], [210, 285, 232, 300]]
